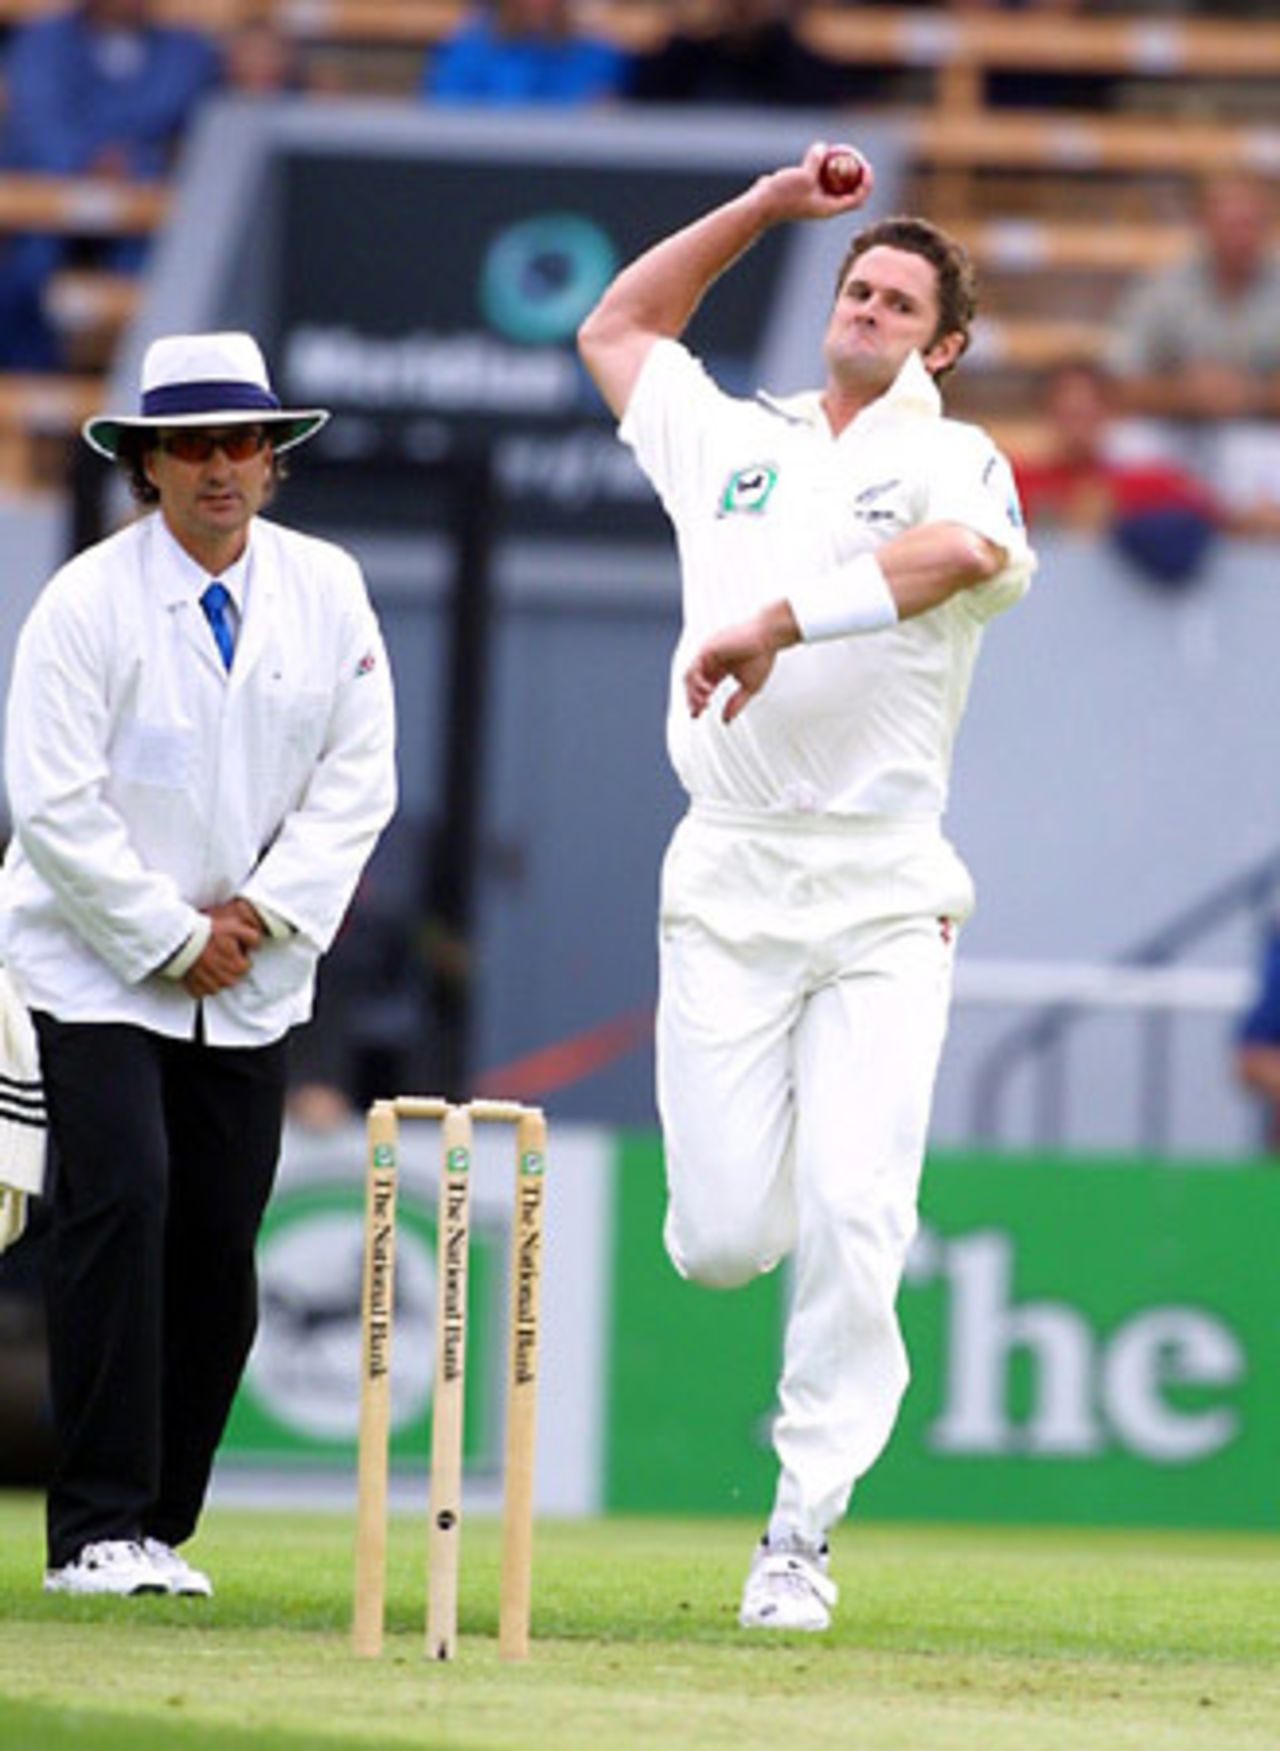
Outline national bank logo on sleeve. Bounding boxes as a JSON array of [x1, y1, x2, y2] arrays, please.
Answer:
[[718, 461, 779, 517], [983, 450, 1025, 529]]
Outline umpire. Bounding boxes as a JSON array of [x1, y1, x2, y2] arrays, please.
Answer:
[[0, 332, 397, 1595]]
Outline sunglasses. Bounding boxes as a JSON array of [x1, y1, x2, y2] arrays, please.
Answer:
[[154, 425, 271, 463]]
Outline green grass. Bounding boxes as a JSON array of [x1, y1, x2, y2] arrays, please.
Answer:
[[0, 1493, 1276, 1750]]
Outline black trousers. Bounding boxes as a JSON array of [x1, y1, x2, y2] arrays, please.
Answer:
[[34, 1014, 288, 1567]]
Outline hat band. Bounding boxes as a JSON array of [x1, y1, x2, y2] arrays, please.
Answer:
[[141, 380, 283, 418]]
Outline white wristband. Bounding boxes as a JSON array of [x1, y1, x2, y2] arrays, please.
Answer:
[[788, 552, 899, 642]]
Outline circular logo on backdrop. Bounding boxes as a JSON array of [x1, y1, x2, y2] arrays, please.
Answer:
[[246, 1191, 436, 1442], [480, 213, 617, 345]]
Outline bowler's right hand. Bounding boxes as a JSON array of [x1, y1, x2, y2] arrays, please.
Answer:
[[758, 141, 876, 225]]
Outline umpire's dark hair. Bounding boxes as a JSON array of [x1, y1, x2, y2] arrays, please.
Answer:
[[833, 216, 978, 380], [114, 429, 287, 507]]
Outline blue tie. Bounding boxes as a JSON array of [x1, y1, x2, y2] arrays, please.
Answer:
[[200, 581, 235, 671]]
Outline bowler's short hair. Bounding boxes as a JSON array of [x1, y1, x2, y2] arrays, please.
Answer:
[[834, 216, 978, 378]]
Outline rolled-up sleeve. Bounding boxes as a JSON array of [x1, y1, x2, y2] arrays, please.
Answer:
[[922, 426, 1037, 622], [5, 575, 200, 984], [238, 566, 397, 952]]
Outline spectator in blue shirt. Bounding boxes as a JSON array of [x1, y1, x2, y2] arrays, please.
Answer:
[[1236, 924, 1280, 1155], [422, 0, 628, 106], [0, 0, 220, 366]]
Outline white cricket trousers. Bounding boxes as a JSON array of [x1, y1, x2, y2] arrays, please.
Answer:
[[656, 802, 973, 1545]]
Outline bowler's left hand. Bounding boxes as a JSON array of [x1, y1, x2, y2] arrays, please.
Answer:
[[683, 601, 800, 723]]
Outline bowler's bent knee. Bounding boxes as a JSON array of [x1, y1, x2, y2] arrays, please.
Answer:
[[663, 1207, 778, 1289]]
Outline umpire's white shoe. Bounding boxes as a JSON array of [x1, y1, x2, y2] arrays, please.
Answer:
[[142, 1538, 214, 1597], [43, 1539, 169, 1596], [738, 1534, 837, 1632]]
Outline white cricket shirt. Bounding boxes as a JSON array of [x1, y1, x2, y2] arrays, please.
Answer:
[[0, 513, 397, 1045], [620, 340, 1035, 822]]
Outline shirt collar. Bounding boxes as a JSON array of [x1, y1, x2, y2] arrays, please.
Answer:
[[757, 350, 943, 434], [152, 514, 253, 614]]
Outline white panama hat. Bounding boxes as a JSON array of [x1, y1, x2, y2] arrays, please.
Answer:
[[83, 330, 329, 460]]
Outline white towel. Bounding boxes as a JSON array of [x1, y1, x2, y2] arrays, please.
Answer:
[[0, 965, 46, 1252]]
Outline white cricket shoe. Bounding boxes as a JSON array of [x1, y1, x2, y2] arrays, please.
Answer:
[[738, 1535, 837, 1632], [142, 1538, 214, 1597], [44, 1539, 169, 1596]]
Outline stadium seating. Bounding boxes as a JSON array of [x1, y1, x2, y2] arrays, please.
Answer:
[[0, 2, 1274, 486]]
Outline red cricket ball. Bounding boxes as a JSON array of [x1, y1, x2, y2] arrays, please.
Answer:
[[818, 145, 867, 198]]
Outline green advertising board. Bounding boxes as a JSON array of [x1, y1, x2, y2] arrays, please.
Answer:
[[607, 1136, 783, 1519], [221, 1126, 1276, 1529], [605, 1138, 1279, 1529], [224, 1180, 498, 1467]]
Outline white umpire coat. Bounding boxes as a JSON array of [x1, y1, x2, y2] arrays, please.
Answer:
[[0, 511, 397, 1047]]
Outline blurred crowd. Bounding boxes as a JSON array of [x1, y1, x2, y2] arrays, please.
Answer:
[[1, 0, 1279, 1133], [1013, 171, 1280, 578], [0, 2, 1277, 536]]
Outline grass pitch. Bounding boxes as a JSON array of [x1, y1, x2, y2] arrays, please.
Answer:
[[0, 1493, 1275, 1751]]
